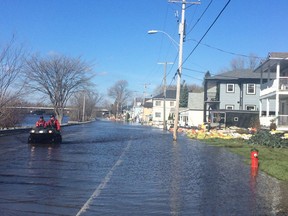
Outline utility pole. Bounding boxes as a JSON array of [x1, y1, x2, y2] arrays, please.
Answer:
[[142, 83, 151, 105], [158, 62, 173, 130], [169, 0, 200, 141], [142, 83, 150, 123], [82, 92, 86, 122]]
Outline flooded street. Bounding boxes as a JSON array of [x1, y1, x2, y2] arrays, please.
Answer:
[[0, 120, 287, 215]]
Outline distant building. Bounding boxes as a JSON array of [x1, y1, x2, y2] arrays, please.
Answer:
[[143, 98, 153, 124], [179, 92, 204, 127], [152, 90, 176, 128]]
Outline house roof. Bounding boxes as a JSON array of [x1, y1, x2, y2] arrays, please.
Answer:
[[153, 89, 176, 99], [254, 52, 288, 73], [188, 92, 204, 109], [268, 52, 288, 59], [206, 69, 273, 81], [144, 101, 153, 108]]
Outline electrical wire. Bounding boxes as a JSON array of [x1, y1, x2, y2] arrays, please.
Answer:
[[183, 0, 232, 66], [186, 0, 213, 36], [170, 0, 231, 82], [182, 73, 203, 81], [186, 38, 264, 59]]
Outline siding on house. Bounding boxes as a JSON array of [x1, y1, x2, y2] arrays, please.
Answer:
[[219, 83, 241, 110], [152, 90, 176, 126], [242, 83, 260, 110], [219, 82, 260, 110], [204, 69, 269, 126], [182, 92, 204, 127], [188, 92, 204, 110]]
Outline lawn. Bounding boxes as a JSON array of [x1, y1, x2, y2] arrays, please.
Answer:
[[199, 137, 288, 181]]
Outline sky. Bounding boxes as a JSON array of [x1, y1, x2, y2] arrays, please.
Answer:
[[1, 0, 288, 100]]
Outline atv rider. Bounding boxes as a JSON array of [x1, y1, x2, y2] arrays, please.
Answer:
[[35, 116, 46, 127], [45, 115, 61, 131]]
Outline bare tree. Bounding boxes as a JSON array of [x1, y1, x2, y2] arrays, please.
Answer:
[[187, 83, 203, 93], [69, 90, 102, 122], [248, 53, 260, 70], [108, 80, 131, 118], [230, 54, 261, 71], [24, 54, 93, 124], [230, 57, 245, 70], [0, 36, 27, 127]]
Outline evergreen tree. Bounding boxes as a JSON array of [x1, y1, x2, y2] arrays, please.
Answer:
[[180, 81, 189, 107], [202, 71, 211, 87]]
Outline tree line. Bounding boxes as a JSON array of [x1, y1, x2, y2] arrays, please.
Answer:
[[0, 35, 261, 128], [0, 36, 100, 127]]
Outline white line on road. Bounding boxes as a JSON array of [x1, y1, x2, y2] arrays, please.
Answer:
[[76, 141, 132, 216]]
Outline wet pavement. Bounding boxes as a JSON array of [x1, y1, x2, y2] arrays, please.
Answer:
[[0, 120, 287, 215]]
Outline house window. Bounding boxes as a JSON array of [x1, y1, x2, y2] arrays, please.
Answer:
[[155, 112, 161, 118], [170, 101, 174, 107], [246, 105, 256, 111], [247, 84, 256, 94], [225, 105, 234, 110], [155, 101, 161, 106], [226, 84, 235, 93]]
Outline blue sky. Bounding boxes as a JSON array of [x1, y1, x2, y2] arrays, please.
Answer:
[[1, 0, 288, 99]]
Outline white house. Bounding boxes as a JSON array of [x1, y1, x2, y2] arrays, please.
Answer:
[[152, 90, 176, 128], [254, 52, 288, 130], [179, 92, 204, 127]]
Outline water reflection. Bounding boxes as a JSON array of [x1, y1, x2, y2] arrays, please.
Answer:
[[169, 142, 181, 215], [249, 166, 258, 215], [0, 121, 287, 215]]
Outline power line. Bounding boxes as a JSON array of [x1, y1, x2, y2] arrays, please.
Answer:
[[186, 38, 264, 59], [170, 0, 231, 83], [182, 74, 203, 81], [183, 0, 232, 65], [182, 67, 206, 74], [186, 0, 214, 36]]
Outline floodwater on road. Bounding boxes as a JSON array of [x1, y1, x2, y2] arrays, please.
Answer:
[[0, 120, 287, 215]]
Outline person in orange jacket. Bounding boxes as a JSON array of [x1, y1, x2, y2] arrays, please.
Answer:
[[45, 115, 61, 131], [35, 116, 46, 127]]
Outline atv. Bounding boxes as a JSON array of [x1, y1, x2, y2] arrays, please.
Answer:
[[28, 126, 62, 144]]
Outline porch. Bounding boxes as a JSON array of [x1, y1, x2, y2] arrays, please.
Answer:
[[261, 77, 288, 97], [255, 52, 288, 130], [260, 115, 288, 131], [259, 92, 288, 129]]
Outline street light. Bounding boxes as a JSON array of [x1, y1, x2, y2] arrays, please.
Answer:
[[148, 30, 179, 51], [148, 27, 184, 141]]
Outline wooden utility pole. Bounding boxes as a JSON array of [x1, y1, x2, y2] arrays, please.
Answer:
[[169, 0, 200, 141], [158, 62, 173, 130]]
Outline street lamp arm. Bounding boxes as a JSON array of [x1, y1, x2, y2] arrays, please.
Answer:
[[148, 30, 179, 51]]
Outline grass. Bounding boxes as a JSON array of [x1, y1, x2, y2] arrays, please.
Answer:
[[200, 138, 288, 181]]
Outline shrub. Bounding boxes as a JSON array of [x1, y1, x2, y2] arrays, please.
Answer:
[[248, 130, 288, 148], [249, 115, 261, 131]]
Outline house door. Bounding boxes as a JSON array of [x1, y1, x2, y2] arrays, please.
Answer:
[[280, 101, 285, 114], [279, 100, 288, 125]]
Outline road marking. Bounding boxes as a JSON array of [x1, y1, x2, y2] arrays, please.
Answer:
[[76, 141, 132, 216]]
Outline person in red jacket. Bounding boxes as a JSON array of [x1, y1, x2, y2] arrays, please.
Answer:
[[35, 116, 46, 127], [45, 115, 61, 131]]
